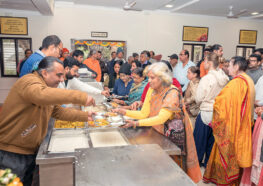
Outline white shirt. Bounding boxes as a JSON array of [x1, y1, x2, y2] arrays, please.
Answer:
[[58, 77, 101, 94]]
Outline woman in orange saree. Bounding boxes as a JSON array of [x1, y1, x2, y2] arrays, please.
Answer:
[[203, 56, 255, 185]]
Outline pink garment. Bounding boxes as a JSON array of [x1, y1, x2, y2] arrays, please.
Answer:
[[241, 117, 263, 186]]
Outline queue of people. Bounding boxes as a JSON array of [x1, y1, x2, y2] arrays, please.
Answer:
[[1, 34, 263, 186]]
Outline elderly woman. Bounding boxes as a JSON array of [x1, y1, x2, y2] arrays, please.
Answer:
[[113, 67, 147, 106], [114, 63, 201, 183]]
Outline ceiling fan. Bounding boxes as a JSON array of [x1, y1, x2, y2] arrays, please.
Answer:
[[123, 0, 142, 11], [227, 5, 247, 18]]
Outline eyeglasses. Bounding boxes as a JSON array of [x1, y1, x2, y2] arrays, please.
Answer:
[[179, 54, 185, 56]]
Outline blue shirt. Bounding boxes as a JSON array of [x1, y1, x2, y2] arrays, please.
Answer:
[[113, 79, 133, 96], [20, 50, 45, 77], [173, 60, 195, 92]]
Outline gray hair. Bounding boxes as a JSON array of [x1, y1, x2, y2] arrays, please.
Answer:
[[36, 56, 63, 75], [146, 63, 173, 87]]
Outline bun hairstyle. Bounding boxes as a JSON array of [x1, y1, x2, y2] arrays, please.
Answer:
[[189, 66, 200, 79], [207, 52, 219, 68]]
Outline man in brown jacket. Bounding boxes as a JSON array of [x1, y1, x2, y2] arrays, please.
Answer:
[[0, 56, 95, 186]]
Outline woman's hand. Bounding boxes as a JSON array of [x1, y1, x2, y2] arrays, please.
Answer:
[[113, 99, 125, 105], [130, 101, 142, 110], [111, 108, 126, 115], [255, 106, 263, 116], [121, 120, 139, 128]]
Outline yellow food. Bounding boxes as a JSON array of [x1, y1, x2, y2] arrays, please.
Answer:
[[54, 120, 85, 128], [111, 102, 119, 108], [95, 119, 109, 126], [105, 112, 117, 117]]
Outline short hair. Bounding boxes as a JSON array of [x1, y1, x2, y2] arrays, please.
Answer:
[[72, 50, 84, 57], [63, 57, 80, 68], [254, 48, 263, 55], [89, 49, 97, 57], [111, 51, 116, 56], [212, 44, 222, 51], [207, 52, 219, 68], [188, 66, 200, 79], [150, 51, 155, 56], [141, 50, 151, 58], [204, 47, 212, 52], [41, 35, 61, 49], [146, 63, 173, 87], [98, 51, 102, 54], [37, 56, 63, 75], [131, 67, 144, 77], [25, 49, 32, 55], [231, 56, 248, 72], [249, 54, 262, 62], [160, 60, 173, 72], [132, 53, 139, 58], [183, 50, 189, 58]]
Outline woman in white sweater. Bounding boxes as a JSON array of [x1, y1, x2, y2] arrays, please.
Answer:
[[193, 52, 229, 168]]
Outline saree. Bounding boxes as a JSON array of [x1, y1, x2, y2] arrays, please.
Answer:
[[153, 87, 202, 183], [203, 73, 255, 185]]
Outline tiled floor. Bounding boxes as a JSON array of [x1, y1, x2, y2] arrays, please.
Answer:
[[197, 167, 216, 186]]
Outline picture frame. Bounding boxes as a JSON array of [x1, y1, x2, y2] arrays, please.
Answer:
[[0, 16, 28, 35], [182, 26, 208, 42], [91, 32, 108, 38], [239, 30, 257, 45]]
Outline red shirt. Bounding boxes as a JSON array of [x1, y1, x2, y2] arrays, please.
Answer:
[[141, 78, 182, 102]]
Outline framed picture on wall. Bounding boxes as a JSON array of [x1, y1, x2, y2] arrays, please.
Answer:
[[182, 26, 209, 42], [239, 30, 257, 45], [0, 17, 28, 35], [183, 43, 205, 63], [236, 45, 255, 59]]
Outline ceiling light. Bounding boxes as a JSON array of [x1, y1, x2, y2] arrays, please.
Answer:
[[251, 12, 259, 15], [171, 0, 200, 12], [165, 4, 173, 8]]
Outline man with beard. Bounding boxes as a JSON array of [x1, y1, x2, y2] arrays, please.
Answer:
[[57, 57, 110, 98]]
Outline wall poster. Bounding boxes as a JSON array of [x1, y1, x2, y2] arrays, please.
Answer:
[[71, 39, 126, 62], [183, 43, 205, 63], [183, 26, 208, 42]]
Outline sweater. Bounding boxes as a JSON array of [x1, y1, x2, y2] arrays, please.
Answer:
[[0, 72, 89, 155], [113, 79, 133, 96], [246, 67, 263, 84], [20, 50, 45, 77]]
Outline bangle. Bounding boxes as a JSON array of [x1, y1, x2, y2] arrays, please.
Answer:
[[133, 121, 138, 129]]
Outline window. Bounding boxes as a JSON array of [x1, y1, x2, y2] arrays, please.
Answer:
[[183, 43, 205, 63], [236, 45, 255, 59], [0, 37, 32, 77]]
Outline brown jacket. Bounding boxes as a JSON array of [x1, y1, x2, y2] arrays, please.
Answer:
[[0, 72, 89, 155]]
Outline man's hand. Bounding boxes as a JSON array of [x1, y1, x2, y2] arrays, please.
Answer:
[[130, 101, 142, 110], [87, 111, 96, 121], [85, 95, 95, 106], [113, 99, 125, 105], [101, 90, 110, 97]]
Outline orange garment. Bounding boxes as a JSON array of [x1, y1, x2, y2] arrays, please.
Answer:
[[83, 58, 101, 82], [200, 61, 208, 77], [203, 73, 255, 185], [59, 57, 65, 62]]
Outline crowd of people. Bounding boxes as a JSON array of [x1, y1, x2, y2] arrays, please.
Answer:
[[1, 34, 263, 185]]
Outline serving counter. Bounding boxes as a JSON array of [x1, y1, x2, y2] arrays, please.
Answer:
[[36, 118, 182, 186]]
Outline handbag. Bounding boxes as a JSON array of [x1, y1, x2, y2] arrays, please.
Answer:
[[163, 88, 186, 155]]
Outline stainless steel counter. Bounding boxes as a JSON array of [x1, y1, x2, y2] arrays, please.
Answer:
[[75, 144, 194, 186], [36, 119, 182, 186]]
